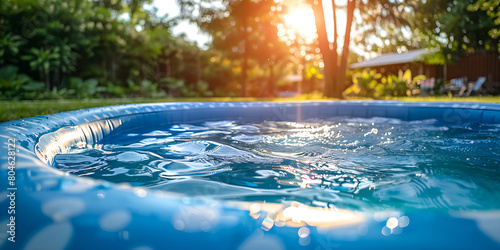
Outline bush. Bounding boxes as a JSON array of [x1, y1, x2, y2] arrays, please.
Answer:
[[0, 65, 44, 100], [344, 69, 382, 98], [344, 69, 426, 98], [69, 77, 106, 99]]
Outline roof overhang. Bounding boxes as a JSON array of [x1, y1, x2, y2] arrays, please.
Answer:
[[350, 49, 428, 69]]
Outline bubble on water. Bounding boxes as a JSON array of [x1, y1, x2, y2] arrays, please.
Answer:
[[134, 188, 148, 197], [173, 220, 185, 230], [61, 179, 94, 193], [298, 227, 310, 238], [99, 210, 132, 232], [172, 206, 218, 232], [250, 203, 261, 214], [381, 226, 392, 236], [24, 222, 73, 250], [386, 217, 399, 229], [398, 216, 410, 227], [275, 219, 286, 227], [42, 198, 85, 221], [392, 226, 403, 234], [298, 236, 311, 246]]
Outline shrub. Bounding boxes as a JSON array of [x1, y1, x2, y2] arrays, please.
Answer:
[[0, 65, 44, 100], [344, 69, 426, 98]]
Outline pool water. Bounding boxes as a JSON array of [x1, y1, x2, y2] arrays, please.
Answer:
[[53, 117, 500, 212]]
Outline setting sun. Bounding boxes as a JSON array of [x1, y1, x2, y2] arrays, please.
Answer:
[[279, 7, 317, 44]]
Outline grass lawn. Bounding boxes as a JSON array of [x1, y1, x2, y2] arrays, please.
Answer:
[[1, 95, 499, 123]]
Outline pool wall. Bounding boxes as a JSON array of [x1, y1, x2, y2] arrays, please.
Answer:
[[1, 101, 500, 249], [28, 101, 500, 166]]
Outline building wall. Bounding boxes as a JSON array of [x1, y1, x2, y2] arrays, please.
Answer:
[[445, 52, 500, 82], [353, 52, 499, 82]]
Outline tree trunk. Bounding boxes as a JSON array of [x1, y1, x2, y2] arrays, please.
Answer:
[[337, 0, 356, 96], [111, 53, 116, 84], [332, 1, 338, 59], [166, 55, 172, 78], [268, 63, 275, 97], [241, 17, 249, 97], [55, 67, 61, 89], [310, 0, 339, 98], [45, 71, 50, 91], [41, 70, 49, 91], [102, 58, 107, 83], [196, 54, 201, 83]]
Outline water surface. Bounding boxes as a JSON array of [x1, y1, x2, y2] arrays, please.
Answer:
[[53, 117, 500, 212]]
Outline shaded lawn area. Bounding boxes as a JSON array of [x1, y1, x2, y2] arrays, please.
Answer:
[[1, 96, 500, 123]]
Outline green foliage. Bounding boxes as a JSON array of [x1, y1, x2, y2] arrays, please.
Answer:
[[160, 77, 184, 90], [179, 81, 214, 97], [345, 69, 382, 98], [414, 0, 497, 62], [21, 48, 60, 85], [68, 77, 106, 99], [105, 82, 128, 98], [468, 0, 500, 53], [0, 65, 44, 100], [0, 0, 210, 100], [38, 87, 72, 100], [0, 34, 25, 64], [179, 0, 290, 96], [345, 69, 426, 99]]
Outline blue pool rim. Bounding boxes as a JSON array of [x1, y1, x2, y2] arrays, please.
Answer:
[[1, 100, 500, 250]]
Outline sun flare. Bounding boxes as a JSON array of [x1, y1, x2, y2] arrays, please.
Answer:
[[279, 7, 317, 44]]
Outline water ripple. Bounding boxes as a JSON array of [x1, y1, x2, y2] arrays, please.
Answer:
[[53, 118, 500, 211]]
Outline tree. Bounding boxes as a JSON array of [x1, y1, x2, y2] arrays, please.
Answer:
[[307, 0, 414, 98], [413, 0, 497, 64], [0, 0, 199, 99], [20, 48, 59, 89], [467, 0, 500, 52], [178, 0, 288, 97], [307, 0, 355, 98]]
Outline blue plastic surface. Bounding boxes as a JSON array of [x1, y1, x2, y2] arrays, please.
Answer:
[[1, 101, 500, 250]]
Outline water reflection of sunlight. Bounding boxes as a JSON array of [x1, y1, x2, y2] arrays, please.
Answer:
[[235, 201, 364, 229], [280, 202, 362, 227], [263, 123, 339, 147]]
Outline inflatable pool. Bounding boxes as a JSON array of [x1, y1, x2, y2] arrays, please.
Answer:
[[1, 101, 500, 250]]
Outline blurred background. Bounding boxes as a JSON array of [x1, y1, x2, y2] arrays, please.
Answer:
[[1, 0, 500, 121]]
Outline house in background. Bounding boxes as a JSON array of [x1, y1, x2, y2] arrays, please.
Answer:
[[350, 49, 435, 77], [349, 49, 500, 94]]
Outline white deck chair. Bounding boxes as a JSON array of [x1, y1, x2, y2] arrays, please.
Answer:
[[465, 77, 486, 96]]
